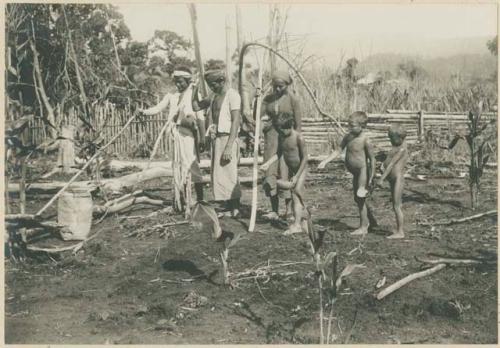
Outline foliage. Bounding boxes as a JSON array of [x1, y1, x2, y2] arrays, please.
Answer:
[[487, 35, 497, 56], [448, 101, 496, 209]]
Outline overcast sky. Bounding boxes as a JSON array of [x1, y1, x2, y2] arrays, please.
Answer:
[[118, 3, 498, 63]]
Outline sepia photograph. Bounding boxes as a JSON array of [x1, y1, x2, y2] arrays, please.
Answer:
[[4, 1, 498, 344]]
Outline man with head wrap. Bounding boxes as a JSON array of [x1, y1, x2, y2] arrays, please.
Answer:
[[139, 66, 205, 215], [260, 70, 303, 221], [192, 69, 242, 218]]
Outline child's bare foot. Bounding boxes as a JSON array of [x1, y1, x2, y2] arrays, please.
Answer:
[[387, 231, 405, 239], [284, 224, 302, 236], [263, 211, 280, 221], [350, 227, 368, 236]]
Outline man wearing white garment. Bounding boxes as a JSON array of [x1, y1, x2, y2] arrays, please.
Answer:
[[138, 66, 205, 214]]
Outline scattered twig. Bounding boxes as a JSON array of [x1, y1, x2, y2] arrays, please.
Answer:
[[376, 264, 447, 300]]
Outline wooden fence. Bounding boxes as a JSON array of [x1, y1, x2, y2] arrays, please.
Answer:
[[302, 110, 497, 154], [27, 103, 497, 157]]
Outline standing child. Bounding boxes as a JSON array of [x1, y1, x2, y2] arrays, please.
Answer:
[[377, 125, 409, 239], [342, 111, 377, 235], [260, 112, 307, 235]]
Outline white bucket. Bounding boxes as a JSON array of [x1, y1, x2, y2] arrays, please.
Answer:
[[57, 187, 93, 240]]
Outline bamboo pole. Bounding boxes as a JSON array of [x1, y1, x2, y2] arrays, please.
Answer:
[[248, 56, 264, 233], [36, 111, 140, 217], [225, 16, 232, 85], [188, 3, 208, 98]]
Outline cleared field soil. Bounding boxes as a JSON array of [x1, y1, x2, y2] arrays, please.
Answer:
[[5, 160, 498, 344]]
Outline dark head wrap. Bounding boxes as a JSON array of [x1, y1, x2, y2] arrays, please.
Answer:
[[272, 70, 292, 84]]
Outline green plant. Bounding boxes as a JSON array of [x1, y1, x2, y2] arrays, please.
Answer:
[[448, 101, 496, 209]]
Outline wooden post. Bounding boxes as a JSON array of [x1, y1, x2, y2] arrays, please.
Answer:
[[225, 16, 232, 86], [417, 110, 424, 141], [188, 3, 208, 98], [235, 4, 243, 54]]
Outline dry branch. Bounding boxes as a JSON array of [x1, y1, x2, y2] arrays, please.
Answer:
[[376, 264, 446, 300], [418, 210, 497, 226], [415, 256, 496, 265]]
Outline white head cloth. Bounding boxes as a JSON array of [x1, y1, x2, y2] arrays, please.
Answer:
[[173, 70, 192, 78]]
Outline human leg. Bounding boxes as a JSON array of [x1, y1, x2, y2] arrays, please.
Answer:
[[351, 169, 369, 235], [387, 176, 405, 239]]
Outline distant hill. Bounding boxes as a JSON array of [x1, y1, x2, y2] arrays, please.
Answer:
[[302, 34, 496, 67], [357, 53, 497, 81]]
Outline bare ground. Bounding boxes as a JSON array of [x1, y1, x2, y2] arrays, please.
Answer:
[[5, 161, 498, 344]]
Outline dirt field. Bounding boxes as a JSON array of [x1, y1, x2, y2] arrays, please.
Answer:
[[5, 160, 498, 344]]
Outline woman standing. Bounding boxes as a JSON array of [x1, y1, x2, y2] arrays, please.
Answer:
[[139, 66, 205, 215], [261, 70, 302, 220]]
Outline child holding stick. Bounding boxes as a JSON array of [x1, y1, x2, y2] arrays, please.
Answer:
[[342, 111, 378, 236], [377, 125, 409, 239], [260, 112, 308, 235]]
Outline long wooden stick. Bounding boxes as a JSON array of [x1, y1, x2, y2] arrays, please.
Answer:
[[248, 55, 265, 233], [418, 209, 497, 226], [188, 3, 208, 98], [36, 111, 139, 216], [376, 264, 446, 300], [415, 256, 495, 265], [147, 120, 172, 168]]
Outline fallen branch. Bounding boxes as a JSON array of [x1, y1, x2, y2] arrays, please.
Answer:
[[376, 264, 446, 300], [415, 256, 496, 265], [418, 210, 497, 226]]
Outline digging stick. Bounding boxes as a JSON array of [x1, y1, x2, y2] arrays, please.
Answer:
[[376, 264, 446, 300], [36, 111, 139, 217]]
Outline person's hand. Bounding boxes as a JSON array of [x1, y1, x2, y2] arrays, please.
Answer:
[[222, 145, 232, 163], [260, 161, 271, 172], [290, 175, 298, 189]]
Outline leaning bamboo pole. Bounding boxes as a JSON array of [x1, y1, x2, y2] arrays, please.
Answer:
[[238, 42, 346, 135], [188, 3, 208, 98]]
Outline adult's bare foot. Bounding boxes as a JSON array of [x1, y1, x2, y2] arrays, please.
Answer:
[[387, 231, 405, 239], [350, 227, 368, 236]]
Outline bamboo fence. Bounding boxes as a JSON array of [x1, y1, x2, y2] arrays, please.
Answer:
[[27, 104, 497, 157]]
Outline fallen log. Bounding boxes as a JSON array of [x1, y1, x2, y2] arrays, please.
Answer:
[[93, 196, 165, 215], [418, 210, 497, 226], [376, 264, 446, 300], [109, 155, 330, 171]]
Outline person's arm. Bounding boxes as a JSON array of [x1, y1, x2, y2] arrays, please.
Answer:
[[365, 136, 376, 185], [317, 150, 341, 169], [222, 90, 241, 162], [340, 133, 351, 149], [140, 94, 171, 115], [379, 147, 406, 183], [291, 134, 308, 187], [192, 83, 211, 111], [290, 93, 302, 132], [260, 154, 279, 171]]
